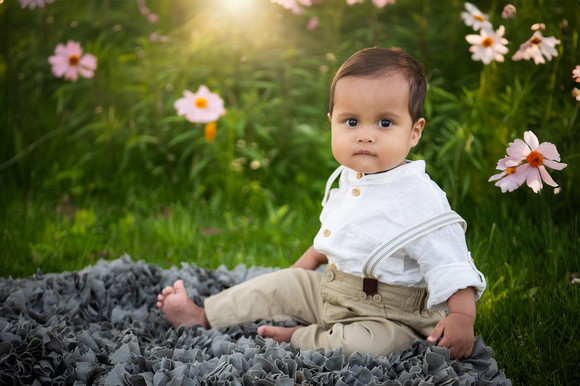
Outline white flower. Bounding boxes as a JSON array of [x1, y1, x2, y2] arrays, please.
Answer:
[[572, 65, 580, 83], [461, 2, 493, 32], [465, 25, 509, 64], [512, 30, 560, 64], [531, 23, 546, 31], [572, 88, 580, 102], [490, 131, 567, 193]]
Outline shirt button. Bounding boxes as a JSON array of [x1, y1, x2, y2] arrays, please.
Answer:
[[323, 229, 331, 237], [356, 172, 363, 180], [372, 294, 383, 303], [352, 188, 360, 196], [358, 292, 367, 300]]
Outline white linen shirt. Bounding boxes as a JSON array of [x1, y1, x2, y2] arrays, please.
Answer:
[[313, 160, 486, 310]]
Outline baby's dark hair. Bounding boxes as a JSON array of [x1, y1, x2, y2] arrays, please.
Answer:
[[329, 47, 426, 124]]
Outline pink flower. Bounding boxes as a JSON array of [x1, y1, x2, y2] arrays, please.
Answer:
[[174, 86, 226, 124], [502, 4, 516, 19], [372, 0, 396, 7], [48, 40, 97, 82], [489, 157, 527, 193], [461, 2, 493, 33], [137, 0, 159, 23], [573, 65, 580, 83], [512, 30, 560, 64], [347, 0, 395, 6], [20, 0, 53, 9], [489, 131, 567, 193], [271, 0, 312, 14], [307, 16, 318, 31], [465, 25, 509, 64]]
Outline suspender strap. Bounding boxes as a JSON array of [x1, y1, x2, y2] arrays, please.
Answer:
[[362, 210, 466, 279], [322, 165, 346, 206]]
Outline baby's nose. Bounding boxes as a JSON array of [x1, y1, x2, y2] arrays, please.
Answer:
[[357, 131, 375, 143]]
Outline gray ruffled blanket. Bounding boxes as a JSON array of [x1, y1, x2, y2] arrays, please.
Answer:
[[0, 256, 511, 385]]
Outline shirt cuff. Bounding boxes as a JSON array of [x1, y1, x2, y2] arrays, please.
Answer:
[[425, 262, 486, 310]]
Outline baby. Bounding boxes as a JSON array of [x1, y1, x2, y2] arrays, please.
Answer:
[[157, 47, 486, 359]]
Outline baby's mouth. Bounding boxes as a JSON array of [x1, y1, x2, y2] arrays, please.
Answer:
[[355, 150, 374, 156]]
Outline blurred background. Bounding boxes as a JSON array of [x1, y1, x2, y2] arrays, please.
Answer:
[[2, 1, 579, 382]]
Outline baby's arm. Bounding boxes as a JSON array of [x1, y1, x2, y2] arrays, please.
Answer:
[[291, 246, 328, 270], [427, 287, 476, 359]]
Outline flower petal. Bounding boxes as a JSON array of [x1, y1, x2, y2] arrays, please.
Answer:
[[79, 54, 98, 71], [525, 167, 543, 193], [536, 142, 560, 161], [506, 138, 530, 158], [489, 171, 506, 182], [543, 159, 567, 171], [538, 166, 558, 187], [523, 131, 539, 150]]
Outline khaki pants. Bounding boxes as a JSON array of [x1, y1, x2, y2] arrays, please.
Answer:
[[204, 265, 445, 358]]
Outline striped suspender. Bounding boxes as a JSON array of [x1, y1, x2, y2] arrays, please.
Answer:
[[362, 210, 466, 295], [322, 165, 345, 206]]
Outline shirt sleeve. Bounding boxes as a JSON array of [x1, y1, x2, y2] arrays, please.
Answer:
[[414, 222, 487, 310]]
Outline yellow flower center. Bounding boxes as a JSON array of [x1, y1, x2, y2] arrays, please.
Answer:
[[205, 122, 216, 142], [474, 15, 485, 22], [506, 166, 517, 175], [527, 151, 543, 167], [481, 37, 494, 48], [531, 36, 542, 45], [195, 98, 208, 109], [68, 55, 80, 66]]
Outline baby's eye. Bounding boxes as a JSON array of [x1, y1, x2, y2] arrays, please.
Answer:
[[379, 119, 393, 128], [345, 118, 359, 127]]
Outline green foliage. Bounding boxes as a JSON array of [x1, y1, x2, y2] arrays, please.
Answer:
[[2, 0, 580, 384], [3, 0, 579, 212]]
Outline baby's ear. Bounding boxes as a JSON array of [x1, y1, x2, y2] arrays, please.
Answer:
[[327, 112, 332, 122], [411, 118, 425, 147]]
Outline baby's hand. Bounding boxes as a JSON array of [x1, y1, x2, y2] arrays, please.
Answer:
[[427, 312, 475, 359]]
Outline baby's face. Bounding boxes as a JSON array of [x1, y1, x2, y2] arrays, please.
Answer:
[[329, 73, 424, 174]]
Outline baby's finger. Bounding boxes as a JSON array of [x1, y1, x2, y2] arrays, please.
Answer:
[[427, 324, 444, 343]]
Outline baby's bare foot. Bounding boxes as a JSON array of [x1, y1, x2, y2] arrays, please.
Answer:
[[257, 325, 303, 343], [156, 279, 210, 329]]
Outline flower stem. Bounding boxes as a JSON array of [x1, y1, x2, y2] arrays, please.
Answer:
[[542, 52, 561, 127]]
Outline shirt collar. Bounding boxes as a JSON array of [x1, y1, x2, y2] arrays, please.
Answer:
[[345, 160, 426, 185]]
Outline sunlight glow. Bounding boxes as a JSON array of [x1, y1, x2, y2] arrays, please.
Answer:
[[218, 0, 258, 13]]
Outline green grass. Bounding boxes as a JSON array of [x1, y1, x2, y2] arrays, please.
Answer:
[[0, 185, 318, 278], [1, 182, 578, 385]]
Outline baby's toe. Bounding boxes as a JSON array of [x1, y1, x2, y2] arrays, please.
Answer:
[[162, 286, 176, 295]]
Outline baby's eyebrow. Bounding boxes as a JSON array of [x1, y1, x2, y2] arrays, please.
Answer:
[[335, 112, 359, 119]]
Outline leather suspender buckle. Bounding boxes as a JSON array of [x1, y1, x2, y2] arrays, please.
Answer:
[[363, 277, 379, 295]]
